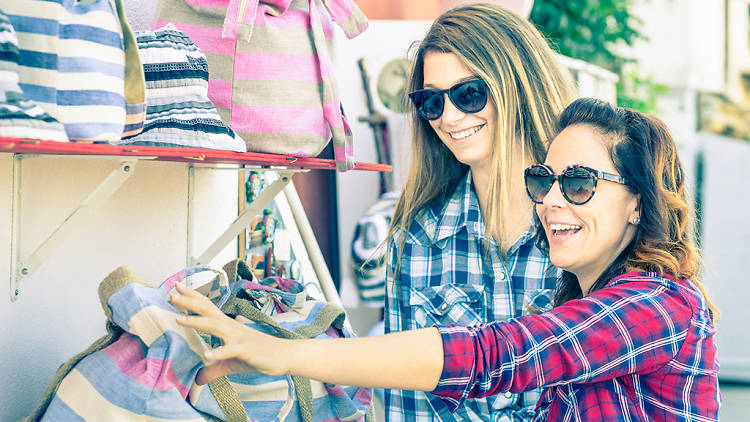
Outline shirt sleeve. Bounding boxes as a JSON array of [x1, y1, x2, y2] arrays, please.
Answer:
[[431, 279, 694, 412]]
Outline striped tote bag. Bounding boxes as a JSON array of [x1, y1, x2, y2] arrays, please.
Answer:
[[153, 0, 368, 171], [24, 265, 250, 422], [3, 0, 146, 142], [0, 8, 68, 142]]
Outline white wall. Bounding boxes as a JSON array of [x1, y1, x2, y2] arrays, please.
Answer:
[[699, 134, 750, 382], [0, 1, 241, 420], [630, 0, 726, 93]]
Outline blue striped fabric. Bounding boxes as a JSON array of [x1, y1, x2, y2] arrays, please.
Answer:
[[4, 0, 130, 142], [0, 7, 67, 142], [28, 264, 372, 421], [117, 24, 246, 152]]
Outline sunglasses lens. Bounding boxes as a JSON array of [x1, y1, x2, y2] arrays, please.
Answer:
[[409, 90, 444, 120], [450, 80, 487, 113], [524, 166, 552, 203], [562, 167, 596, 204]]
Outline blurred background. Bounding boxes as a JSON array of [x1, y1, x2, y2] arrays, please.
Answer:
[[325, 0, 750, 420]]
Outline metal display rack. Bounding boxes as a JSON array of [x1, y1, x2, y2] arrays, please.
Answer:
[[1, 136, 390, 302]]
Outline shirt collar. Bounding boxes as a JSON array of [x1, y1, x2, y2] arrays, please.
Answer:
[[416, 170, 539, 251], [416, 171, 479, 244]]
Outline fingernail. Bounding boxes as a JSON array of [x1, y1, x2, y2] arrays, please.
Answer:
[[204, 350, 213, 359]]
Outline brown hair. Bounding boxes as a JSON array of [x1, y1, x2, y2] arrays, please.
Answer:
[[536, 98, 720, 320]]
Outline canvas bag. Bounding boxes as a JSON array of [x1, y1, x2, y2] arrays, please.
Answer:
[[24, 265, 250, 422], [153, 0, 368, 170], [214, 259, 375, 421], [27, 261, 373, 421], [0, 8, 68, 142], [117, 24, 247, 152], [3, 0, 146, 142]]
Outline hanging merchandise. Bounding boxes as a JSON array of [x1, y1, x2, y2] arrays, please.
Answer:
[[0, 10, 67, 143], [245, 170, 264, 202], [3, 0, 146, 142], [152, 0, 369, 171], [351, 191, 399, 306], [117, 25, 247, 152], [24, 261, 374, 421], [262, 208, 278, 244]]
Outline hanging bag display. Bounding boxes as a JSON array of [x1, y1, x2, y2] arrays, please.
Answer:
[[0, 8, 68, 142], [153, 0, 368, 170], [4, 0, 146, 142]]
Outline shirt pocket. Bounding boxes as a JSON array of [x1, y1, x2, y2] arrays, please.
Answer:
[[409, 283, 487, 327]]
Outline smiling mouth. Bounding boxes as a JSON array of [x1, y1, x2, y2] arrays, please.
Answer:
[[549, 223, 582, 237], [449, 124, 484, 140]]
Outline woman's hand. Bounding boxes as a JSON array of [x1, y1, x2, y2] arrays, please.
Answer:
[[171, 282, 295, 385]]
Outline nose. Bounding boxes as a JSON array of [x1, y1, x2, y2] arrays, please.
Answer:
[[440, 93, 466, 124], [541, 178, 566, 208]]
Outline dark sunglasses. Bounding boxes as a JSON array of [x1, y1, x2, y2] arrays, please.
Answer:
[[524, 164, 629, 205], [408, 79, 488, 120]]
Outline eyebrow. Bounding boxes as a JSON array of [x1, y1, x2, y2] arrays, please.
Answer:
[[423, 75, 479, 90]]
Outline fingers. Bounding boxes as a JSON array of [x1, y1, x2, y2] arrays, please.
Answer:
[[171, 282, 225, 318], [196, 364, 226, 385]]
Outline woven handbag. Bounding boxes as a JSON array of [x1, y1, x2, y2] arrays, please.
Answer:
[[153, 0, 368, 170], [0, 8, 68, 142], [214, 259, 375, 422], [3, 0, 146, 142], [24, 265, 249, 421], [26, 261, 373, 421]]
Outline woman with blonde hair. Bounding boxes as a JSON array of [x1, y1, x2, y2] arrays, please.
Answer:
[[172, 98, 721, 422], [384, 3, 574, 420]]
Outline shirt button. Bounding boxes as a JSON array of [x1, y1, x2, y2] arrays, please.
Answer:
[[504, 392, 512, 399], [499, 272, 506, 281], [440, 303, 449, 310]]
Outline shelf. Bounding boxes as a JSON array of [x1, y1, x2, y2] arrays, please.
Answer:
[[3, 136, 391, 301], [0, 137, 392, 172]]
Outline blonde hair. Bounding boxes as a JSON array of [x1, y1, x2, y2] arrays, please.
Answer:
[[389, 3, 575, 273]]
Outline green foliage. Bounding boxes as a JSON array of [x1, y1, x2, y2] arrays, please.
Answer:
[[530, 0, 669, 113]]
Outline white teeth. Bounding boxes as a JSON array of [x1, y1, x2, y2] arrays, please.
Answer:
[[450, 125, 482, 140], [549, 223, 581, 231]]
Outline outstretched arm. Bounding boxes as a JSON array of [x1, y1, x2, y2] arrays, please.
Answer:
[[171, 282, 444, 390]]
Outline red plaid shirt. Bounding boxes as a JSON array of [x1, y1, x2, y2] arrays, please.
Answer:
[[433, 272, 720, 421]]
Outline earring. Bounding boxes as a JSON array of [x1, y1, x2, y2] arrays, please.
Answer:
[[632, 217, 640, 225]]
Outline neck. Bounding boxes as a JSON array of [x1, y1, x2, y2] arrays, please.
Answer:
[[471, 151, 534, 246]]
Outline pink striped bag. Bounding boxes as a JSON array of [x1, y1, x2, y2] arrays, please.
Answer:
[[153, 0, 368, 171]]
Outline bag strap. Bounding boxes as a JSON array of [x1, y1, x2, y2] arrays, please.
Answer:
[[221, 295, 346, 422], [307, 0, 354, 171]]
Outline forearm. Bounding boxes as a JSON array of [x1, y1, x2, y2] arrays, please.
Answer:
[[285, 327, 444, 391]]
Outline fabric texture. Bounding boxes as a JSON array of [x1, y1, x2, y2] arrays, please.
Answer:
[[152, 0, 368, 170], [4, 0, 145, 142], [0, 8, 67, 142], [218, 259, 375, 422], [384, 170, 560, 422], [27, 260, 373, 421], [24, 265, 246, 422], [117, 24, 246, 152], [434, 272, 721, 422]]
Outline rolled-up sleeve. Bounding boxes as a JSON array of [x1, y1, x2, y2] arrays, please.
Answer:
[[431, 278, 693, 412]]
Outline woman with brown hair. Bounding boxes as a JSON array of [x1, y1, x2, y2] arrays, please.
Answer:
[[172, 98, 721, 421]]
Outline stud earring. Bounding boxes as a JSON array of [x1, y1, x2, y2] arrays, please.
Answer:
[[632, 217, 640, 225]]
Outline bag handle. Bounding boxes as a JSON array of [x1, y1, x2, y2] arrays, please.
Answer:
[[160, 265, 233, 309]]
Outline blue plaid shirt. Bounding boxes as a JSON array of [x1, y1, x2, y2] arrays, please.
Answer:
[[384, 171, 560, 422]]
